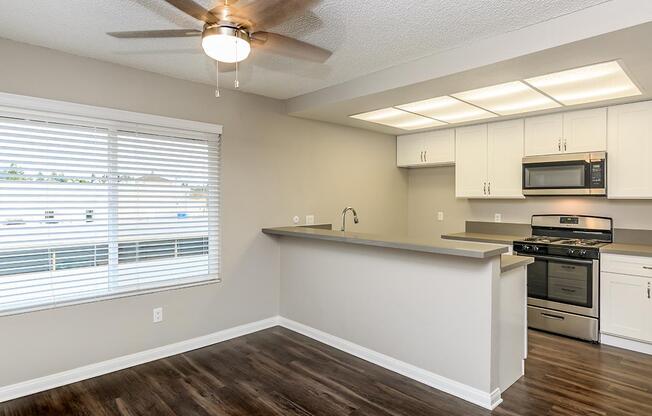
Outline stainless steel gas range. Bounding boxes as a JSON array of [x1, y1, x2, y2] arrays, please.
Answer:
[[513, 215, 613, 342]]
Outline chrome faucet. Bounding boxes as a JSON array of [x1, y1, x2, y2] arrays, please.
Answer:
[[341, 206, 359, 231]]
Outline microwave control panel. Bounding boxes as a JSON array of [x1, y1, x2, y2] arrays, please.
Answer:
[[589, 160, 605, 188]]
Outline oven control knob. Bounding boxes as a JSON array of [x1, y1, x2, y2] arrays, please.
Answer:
[[532, 246, 540, 252], [579, 249, 588, 257], [567, 248, 576, 256]]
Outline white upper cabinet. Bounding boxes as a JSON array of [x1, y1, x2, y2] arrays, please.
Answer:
[[607, 101, 652, 199], [524, 109, 606, 156], [396, 134, 425, 167], [563, 108, 607, 153], [456, 121, 524, 199], [455, 124, 487, 198], [524, 113, 563, 156], [487, 120, 524, 198], [396, 129, 455, 167]]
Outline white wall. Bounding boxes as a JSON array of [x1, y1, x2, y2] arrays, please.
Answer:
[[0, 38, 408, 387], [408, 166, 652, 238], [279, 237, 500, 395]]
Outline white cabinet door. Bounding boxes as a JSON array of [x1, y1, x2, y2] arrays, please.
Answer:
[[396, 129, 455, 167], [422, 129, 455, 166], [601, 272, 651, 342], [563, 108, 607, 153], [524, 113, 563, 156], [487, 119, 524, 199], [396, 134, 425, 167], [607, 101, 652, 199], [455, 124, 487, 198]]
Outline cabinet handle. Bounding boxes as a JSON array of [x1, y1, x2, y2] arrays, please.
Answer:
[[424, 150, 427, 162], [648, 282, 651, 299], [488, 182, 491, 195], [642, 266, 652, 270], [558, 139, 561, 152], [541, 312, 565, 321], [419, 151, 423, 162], [564, 139, 567, 152], [483, 182, 487, 195]]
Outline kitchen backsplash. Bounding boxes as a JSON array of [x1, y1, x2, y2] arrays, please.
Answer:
[[408, 166, 652, 238]]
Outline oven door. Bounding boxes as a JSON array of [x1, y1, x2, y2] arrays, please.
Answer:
[[522, 153, 606, 196], [526, 255, 599, 318]]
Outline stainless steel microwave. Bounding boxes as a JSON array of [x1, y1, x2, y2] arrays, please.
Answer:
[[522, 152, 606, 196]]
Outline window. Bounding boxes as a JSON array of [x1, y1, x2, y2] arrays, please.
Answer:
[[0, 104, 220, 314]]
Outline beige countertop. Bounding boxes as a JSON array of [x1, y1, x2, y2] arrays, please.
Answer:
[[601, 243, 652, 257], [501, 254, 533, 273], [441, 232, 526, 245], [263, 226, 509, 259]]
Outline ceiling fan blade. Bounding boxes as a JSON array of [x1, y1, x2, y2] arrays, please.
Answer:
[[242, 0, 318, 31], [107, 29, 202, 38], [251, 32, 331, 62], [164, 0, 218, 23]]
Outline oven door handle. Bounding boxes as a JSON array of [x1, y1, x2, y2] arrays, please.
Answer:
[[518, 254, 594, 265]]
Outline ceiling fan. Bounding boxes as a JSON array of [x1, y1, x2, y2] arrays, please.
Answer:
[[108, 0, 331, 94]]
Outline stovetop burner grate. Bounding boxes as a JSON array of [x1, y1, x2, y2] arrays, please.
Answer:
[[555, 238, 605, 247], [522, 236, 562, 243]]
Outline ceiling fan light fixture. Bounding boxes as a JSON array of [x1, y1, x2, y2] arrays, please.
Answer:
[[202, 25, 251, 63]]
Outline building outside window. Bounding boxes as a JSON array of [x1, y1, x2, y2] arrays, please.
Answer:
[[0, 103, 220, 314]]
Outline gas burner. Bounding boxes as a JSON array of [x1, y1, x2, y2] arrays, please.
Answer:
[[555, 239, 606, 247], [522, 236, 561, 244]]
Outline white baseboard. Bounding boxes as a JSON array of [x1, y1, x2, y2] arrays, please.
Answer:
[[277, 317, 502, 410], [0, 316, 279, 403], [2, 316, 502, 411], [601, 333, 652, 355]]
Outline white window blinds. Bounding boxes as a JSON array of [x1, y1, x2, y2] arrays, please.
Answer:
[[0, 111, 220, 315]]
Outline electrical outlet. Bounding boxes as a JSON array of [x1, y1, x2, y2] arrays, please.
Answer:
[[292, 215, 300, 224], [494, 213, 502, 223], [153, 307, 163, 323], [305, 214, 315, 225], [437, 211, 444, 221]]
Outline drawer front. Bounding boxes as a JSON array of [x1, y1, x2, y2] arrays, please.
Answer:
[[602, 253, 652, 278], [528, 306, 598, 342]]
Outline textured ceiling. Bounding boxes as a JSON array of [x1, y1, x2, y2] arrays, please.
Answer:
[[0, 0, 610, 99]]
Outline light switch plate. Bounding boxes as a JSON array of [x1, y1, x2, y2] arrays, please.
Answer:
[[437, 211, 444, 221], [494, 213, 502, 223], [292, 216, 300, 224], [305, 214, 315, 225]]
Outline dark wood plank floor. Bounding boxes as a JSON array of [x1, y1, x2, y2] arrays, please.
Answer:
[[1, 327, 651, 416]]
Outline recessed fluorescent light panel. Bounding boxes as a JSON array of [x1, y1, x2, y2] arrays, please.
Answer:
[[396, 96, 497, 123], [452, 81, 561, 116], [350, 108, 446, 130], [525, 61, 641, 105]]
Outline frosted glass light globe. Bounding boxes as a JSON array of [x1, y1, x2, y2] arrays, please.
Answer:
[[202, 26, 251, 63]]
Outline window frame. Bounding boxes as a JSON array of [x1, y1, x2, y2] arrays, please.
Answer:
[[0, 92, 223, 316]]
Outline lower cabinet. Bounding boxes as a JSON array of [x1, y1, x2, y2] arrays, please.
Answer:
[[601, 272, 651, 342], [600, 254, 652, 344]]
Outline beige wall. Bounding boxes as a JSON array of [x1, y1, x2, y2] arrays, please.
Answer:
[[408, 166, 652, 238], [0, 38, 408, 386]]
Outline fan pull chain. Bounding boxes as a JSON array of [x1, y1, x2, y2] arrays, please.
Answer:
[[215, 61, 220, 98], [234, 40, 240, 89]]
